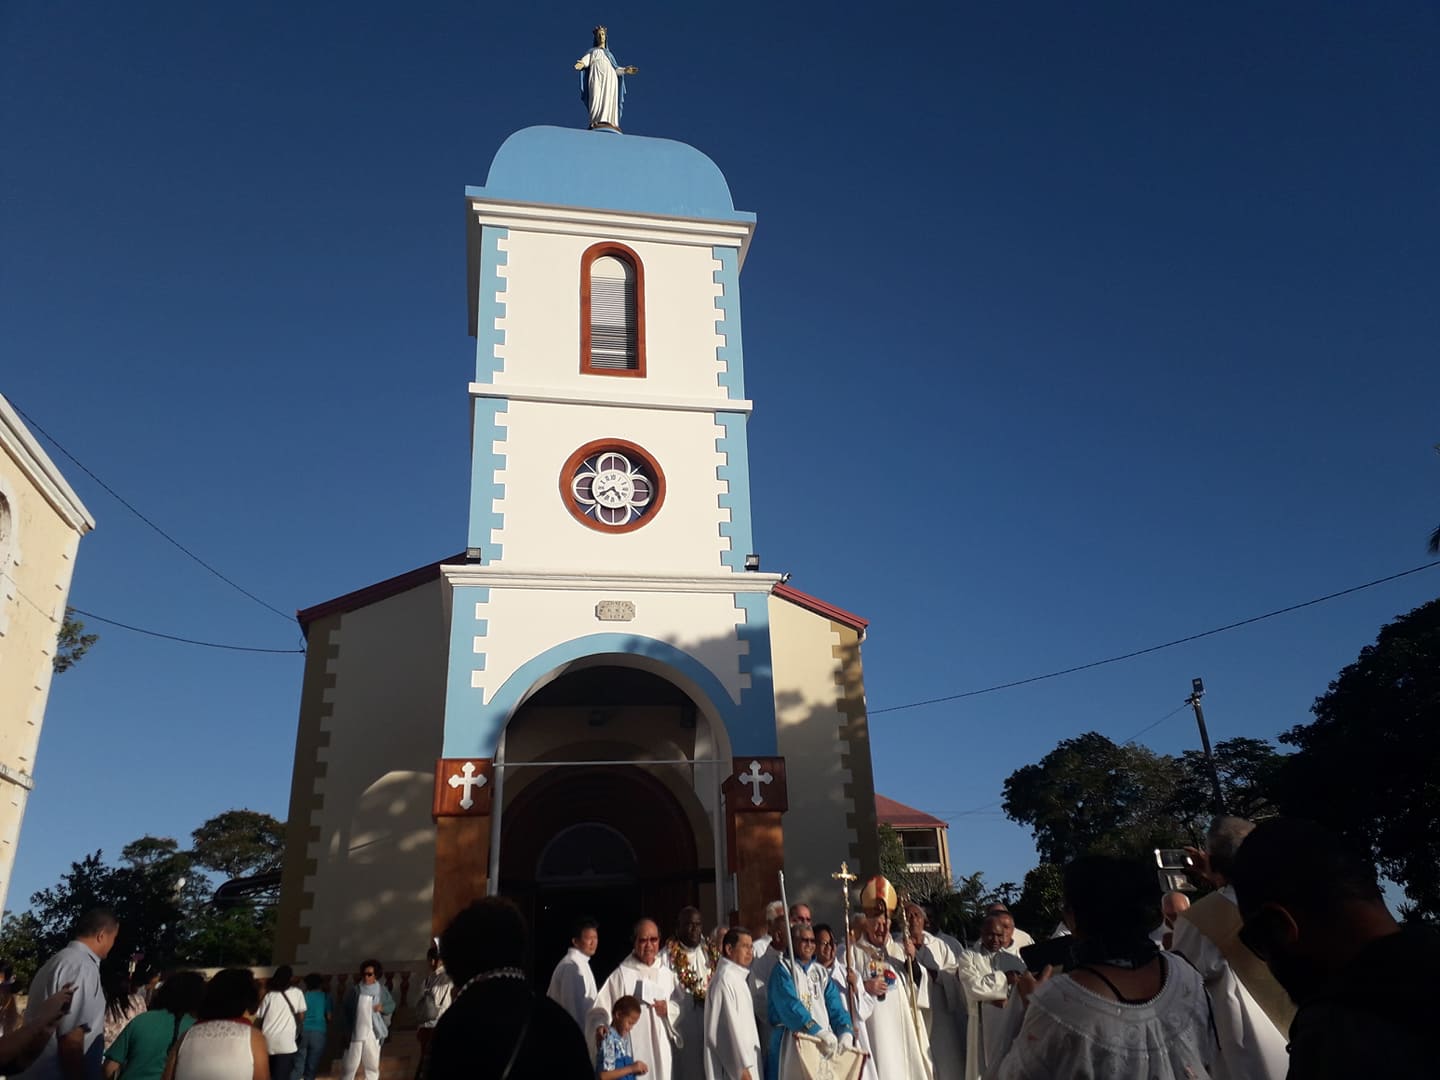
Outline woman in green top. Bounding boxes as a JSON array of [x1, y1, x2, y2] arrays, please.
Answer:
[[104, 973, 207, 1080], [295, 975, 331, 1080]]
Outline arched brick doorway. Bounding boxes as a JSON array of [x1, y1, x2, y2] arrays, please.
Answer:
[[500, 765, 704, 986]]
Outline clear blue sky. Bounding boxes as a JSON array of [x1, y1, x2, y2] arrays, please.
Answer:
[[4, 2, 1438, 914]]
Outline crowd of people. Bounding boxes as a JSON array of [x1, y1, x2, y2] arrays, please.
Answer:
[[1, 910, 419, 1080], [2, 815, 1433, 1080]]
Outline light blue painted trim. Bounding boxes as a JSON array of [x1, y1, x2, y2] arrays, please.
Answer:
[[472, 127, 755, 223], [716, 411, 754, 572], [443, 585, 490, 742], [441, 632, 778, 758], [475, 226, 508, 383], [712, 246, 745, 401], [467, 397, 507, 562], [733, 592, 776, 753]]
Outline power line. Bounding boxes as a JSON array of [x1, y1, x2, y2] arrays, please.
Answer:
[[1119, 702, 1191, 745], [69, 608, 305, 655], [11, 401, 294, 623], [870, 560, 1440, 715]]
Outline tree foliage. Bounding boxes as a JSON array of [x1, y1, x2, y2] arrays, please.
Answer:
[[1011, 863, 1065, 933], [1002, 732, 1286, 865], [0, 809, 285, 987], [53, 609, 98, 674], [1276, 598, 1440, 921], [190, 810, 286, 879]]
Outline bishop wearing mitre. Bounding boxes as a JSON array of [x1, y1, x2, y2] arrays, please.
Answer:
[[850, 877, 933, 1080]]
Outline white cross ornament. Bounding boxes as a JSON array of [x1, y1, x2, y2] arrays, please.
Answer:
[[447, 761, 488, 810], [738, 759, 773, 806]]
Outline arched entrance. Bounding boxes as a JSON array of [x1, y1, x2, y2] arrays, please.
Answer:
[[501, 766, 704, 983], [496, 665, 723, 985]]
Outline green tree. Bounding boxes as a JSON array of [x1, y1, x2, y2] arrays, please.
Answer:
[[1002, 733, 1190, 863], [53, 610, 98, 674], [1278, 598, 1440, 920], [0, 911, 47, 987], [1011, 863, 1065, 935], [190, 810, 285, 879], [1173, 737, 1287, 827], [121, 836, 180, 870]]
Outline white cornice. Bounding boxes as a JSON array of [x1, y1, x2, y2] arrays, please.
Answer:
[[0, 394, 95, 534], [469, 383, 751, 415], [467, 197, 755, 263], [440, 566, 783, 595]]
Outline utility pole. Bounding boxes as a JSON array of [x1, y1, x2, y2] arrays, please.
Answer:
[[1188, 677, 1226, 816]]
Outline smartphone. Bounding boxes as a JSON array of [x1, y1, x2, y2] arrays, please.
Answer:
[[1153, 848, 1194, 870]]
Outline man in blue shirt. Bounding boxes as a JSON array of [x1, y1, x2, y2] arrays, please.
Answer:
[[765, 924, 854, 1080], [15, 908, 119, 1080]]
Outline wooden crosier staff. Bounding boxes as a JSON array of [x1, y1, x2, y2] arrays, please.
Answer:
[[831, 861, 860, 1022]]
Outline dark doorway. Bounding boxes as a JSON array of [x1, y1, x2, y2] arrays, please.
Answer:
[[500, 766, 709, 989]]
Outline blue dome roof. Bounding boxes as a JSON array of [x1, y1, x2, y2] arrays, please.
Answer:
[[470, 126, 752, 222]]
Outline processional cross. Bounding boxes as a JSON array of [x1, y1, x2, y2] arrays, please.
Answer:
[[447, 761, 487, 810], [738, 760, 773, 806]]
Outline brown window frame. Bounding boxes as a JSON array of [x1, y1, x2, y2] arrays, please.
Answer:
[[580, 241, 646, 378]]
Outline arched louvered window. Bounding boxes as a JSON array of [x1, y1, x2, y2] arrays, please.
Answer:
[[580, 242, 646, 376]]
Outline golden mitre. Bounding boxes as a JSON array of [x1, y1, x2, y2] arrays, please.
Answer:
[[859, 875, 898, 916]]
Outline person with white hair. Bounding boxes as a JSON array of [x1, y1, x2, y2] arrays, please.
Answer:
[[752, 902, 786, 960], [1171, 816, 1290, 1080], [1149, 891, 1191, 950], [748, 903, 808, 1076]]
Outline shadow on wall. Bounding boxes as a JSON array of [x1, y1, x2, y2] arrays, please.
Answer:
[[282, 621, 881, 987]]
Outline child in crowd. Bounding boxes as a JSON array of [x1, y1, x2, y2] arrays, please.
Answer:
[[596, 996, 648, 1080]]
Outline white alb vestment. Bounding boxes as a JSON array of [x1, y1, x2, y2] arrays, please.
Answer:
[[663, 942, 715, 1080], [852, 936, 932, 1080], [1170, 887, 1288, 1080], [957, 945, 1025, 1080], [914, 933, 964, 1080], [704, 958, 761, 1080], [546, 946, 598, 1032], [589, 954, 685, 1080], [829, 960, 879, 1080], [994, 952, 1215, 1080], [576, 47, 622, 129]]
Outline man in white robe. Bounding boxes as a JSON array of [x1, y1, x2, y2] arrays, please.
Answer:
[[817, 923, 879, 1080], [980, 906, 1033, 951], [747, 903, 793, 1073], [904, 905, 963, 1080], [589, 918, 685, 1080], [573, 25, 638, 131], [1171, 817, 1290, 1080], [752, 901, 785, 961], [547, 918, 599, 1031], [664, 906, 717, 1080], [851, 890, 932, 1080], [957, 915, 1025, 1080], [705, 929, 761, 1080]]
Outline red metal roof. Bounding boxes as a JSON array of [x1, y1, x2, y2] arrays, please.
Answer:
[[772, 582, 869, 633], [875, 794, 948, 830], [295, 553, 464, 631]]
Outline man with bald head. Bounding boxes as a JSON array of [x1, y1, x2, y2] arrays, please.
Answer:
[[1150, 891, 1192, 950], [958, 913, 1025, 1080], [588, 918, 684, 1079]]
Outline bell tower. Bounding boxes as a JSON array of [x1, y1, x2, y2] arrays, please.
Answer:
[[432, 126, 789, 933]]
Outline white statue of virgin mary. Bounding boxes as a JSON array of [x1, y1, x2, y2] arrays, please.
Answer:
[[574, 26, 638, 131]]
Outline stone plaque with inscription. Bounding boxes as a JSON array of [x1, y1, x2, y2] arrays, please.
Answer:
[[595, 600, 636, 622]]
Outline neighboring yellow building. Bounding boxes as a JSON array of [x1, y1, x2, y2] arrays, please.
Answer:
[[0, 393, 95, 915]]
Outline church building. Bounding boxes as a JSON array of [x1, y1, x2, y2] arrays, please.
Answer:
[[275, 123, 881, 975]]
